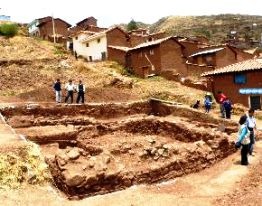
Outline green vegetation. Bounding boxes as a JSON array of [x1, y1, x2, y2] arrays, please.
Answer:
[[0, 23, 18, 37], [127, 19, 138, 31]]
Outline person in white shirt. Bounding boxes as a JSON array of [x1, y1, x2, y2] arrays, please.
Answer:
[[65, 79, 75, 104], [76, 80, 86, 104], [246, 108, 256, 155]]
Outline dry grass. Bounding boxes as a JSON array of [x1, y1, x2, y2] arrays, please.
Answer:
[[0, 142, 51, 189]]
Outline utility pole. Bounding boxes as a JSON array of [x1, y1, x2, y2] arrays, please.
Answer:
[[52, 14, 56, 44]]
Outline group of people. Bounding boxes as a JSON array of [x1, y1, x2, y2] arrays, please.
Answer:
[[192, 91, 233, 118], [235, 108, 257, 166], [53, 79, 86, 104]]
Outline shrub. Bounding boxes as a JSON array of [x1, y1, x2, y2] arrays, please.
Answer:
[[0, 23, 18, 37]]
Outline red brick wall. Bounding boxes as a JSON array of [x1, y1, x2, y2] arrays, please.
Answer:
[[39, 19, 69, 40], [216, 48, 237, 68], [77, 17, 97, 28], [107, 48, 126, 66], [179, 41, 199, 57], [106, 28, 129, 47], [130, 35, 146, 47], [160, 39, 187, 75], [129, 46, 161, 77], [211, 71, 262, 107]]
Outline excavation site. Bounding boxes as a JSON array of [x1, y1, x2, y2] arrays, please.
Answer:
[[0, 100, 239, 199]]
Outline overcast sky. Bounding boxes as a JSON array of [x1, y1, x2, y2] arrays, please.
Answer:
[[1, 0, 262, 27]]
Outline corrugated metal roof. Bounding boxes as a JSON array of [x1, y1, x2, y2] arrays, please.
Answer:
[[201, 58, 262, 77], [189, 47, 224, 57], [129, 37, 172, 51], [108, 46, 130, 52]]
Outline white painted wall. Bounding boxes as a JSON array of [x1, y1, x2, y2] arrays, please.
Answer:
[[28, 20, 39, 34], [73, 33, 107, 61]]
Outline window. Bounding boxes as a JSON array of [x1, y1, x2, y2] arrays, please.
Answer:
[[234, 73, 247, 84], [149, 49, 154, 55], [97, 38, 101, 43], [75, 36, 78, 40], [205, 55, 213, 66], [86, 43, 89, 47]]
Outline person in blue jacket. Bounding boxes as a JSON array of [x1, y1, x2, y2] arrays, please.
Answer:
[[235, 115, 250, 165], [204, 95, 212, 113]]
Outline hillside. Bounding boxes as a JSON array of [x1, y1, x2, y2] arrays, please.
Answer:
[[0, 36, 206, 105], [150, 14, 262, 45]]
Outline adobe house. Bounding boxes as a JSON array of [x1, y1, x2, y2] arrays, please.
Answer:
[[201, 59, 262, 109], [73, 27, 130, 61], [28, 16, 71, 42], [76, 16, 97, 28], [108, 37, 186, 78]]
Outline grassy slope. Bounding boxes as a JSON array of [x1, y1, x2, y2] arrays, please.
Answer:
[[150, 14, 262, 44]]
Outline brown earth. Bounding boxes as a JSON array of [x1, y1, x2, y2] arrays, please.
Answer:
[[1, 101, 240, 199]]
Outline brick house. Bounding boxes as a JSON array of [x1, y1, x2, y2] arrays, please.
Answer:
[[186, 45, 254, 77], [73, 27, 129, 61], [201, 59, 262, 109], [76, 16, 97, 28], [28, 16, 71, 42], [108, 37, 186, 77]]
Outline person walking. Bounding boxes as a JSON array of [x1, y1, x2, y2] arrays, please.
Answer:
[[217, 91, 227, 118], [235, 115, 250, 166], [204, 95, 212, 113], [65, 79, 75, 104], [246, 108, 256, 155], [76, 80, 85, 104], [53, 79, 62, 103], [223, 98, 233, 119]]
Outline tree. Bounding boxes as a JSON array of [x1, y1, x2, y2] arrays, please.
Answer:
[[127, 19, 138, 31]]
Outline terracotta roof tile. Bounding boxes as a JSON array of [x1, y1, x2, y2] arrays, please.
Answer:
[[201, 58, 262, 76]]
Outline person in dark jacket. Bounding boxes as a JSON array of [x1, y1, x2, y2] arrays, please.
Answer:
[[53, 79, 62, 103], [76, 80, 85, 104], [223, 98, 232, 119]]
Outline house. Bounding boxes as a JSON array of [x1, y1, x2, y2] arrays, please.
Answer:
[[201, 59, 262, 109], [108, 36, 186, 78], [28, 16, 71, 42], [73, 27, 129, 61], [186, 45, 254, 77], [76, 17, 97, 28]]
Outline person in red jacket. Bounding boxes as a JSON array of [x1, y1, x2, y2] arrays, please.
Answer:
[[217, 91, 227, 118]]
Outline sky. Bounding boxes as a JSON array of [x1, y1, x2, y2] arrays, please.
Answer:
[[1, 0, 262, 27]]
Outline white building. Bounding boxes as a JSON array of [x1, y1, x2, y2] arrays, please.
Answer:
[[72, 27, 129, 61]]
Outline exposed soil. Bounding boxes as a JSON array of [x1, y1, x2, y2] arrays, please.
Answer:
[[1, 101, 239, 199]]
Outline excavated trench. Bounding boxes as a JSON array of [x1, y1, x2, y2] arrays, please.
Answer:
[[1, 100, 239, 199]]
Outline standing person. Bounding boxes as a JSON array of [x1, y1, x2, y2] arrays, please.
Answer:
[[74, 51, 78, 60], [223, 98, 233, 119], [217, 91, 227, 118], [246, 108, 256, 155], [204, 95, 212, 113], [235, 115, 250, 166], [53, 79, 62, 103], [76, 80, 85, 104], [65, 79, 75, 104]]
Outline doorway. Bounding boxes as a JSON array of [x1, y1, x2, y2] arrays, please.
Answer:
[[250, 96, 261, 110]]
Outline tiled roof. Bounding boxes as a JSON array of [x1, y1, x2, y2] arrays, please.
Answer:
[[189, 47, 224, 57], [201, 58, 262, 76]]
